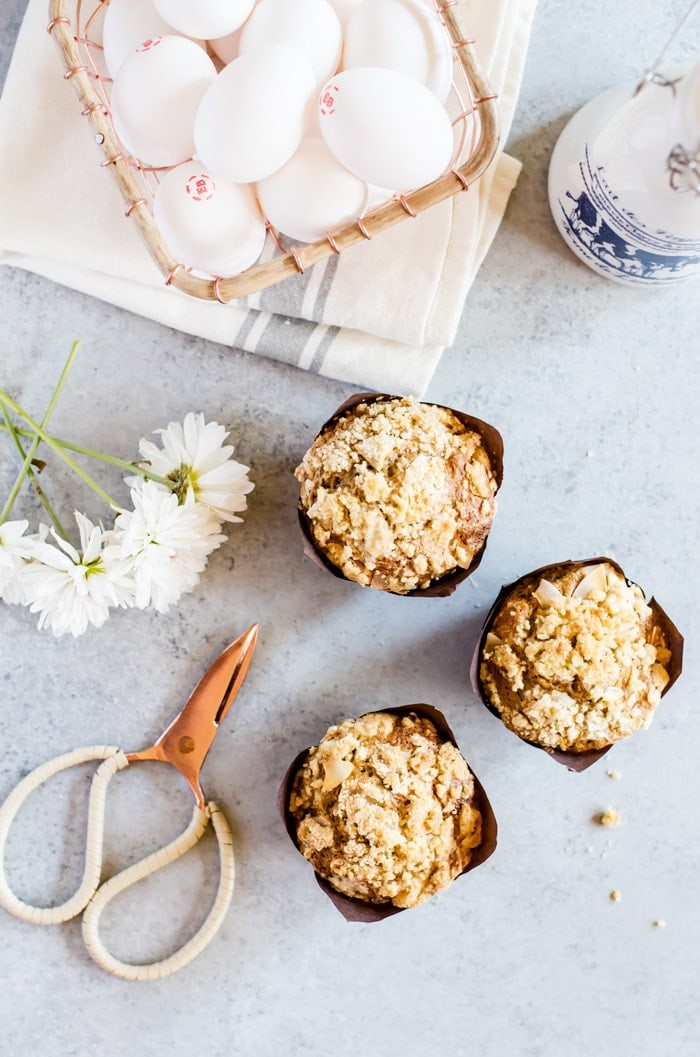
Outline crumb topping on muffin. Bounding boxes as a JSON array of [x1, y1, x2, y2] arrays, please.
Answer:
[[479, 562, 671, 753], [289, 712, 482, 908], [295, 397, 498, 593]]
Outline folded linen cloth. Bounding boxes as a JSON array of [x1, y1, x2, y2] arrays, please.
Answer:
[[0, 0, 537, 395]]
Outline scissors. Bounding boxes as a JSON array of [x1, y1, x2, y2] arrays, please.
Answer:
[[0, 624, 258, 982]]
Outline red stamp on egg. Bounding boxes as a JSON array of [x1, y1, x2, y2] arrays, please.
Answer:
[[185, 173, 216, 202], [137, 37, 163, 52], [319, 83, 339, 117]]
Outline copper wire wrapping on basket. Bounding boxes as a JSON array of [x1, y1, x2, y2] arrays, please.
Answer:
[[124, 198, 147, 218], [394, 194, 418, 218], [46, 0, 500, 302], [451, 168, 470, 191]]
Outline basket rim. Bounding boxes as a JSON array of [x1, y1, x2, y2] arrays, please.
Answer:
[[47, 0, 500, 303]]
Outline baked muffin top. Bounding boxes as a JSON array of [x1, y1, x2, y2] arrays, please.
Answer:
[[289, 711, 483, 908], [479, 562, 672, 753], [295, 397, 498, 594]]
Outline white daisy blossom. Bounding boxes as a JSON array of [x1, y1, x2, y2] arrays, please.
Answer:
[[108, 479, 226, 614], [1, 392, 252, 634], [0, 519, 35, 605], [22, 513, 134, 637], [136, 412, 254, 524]]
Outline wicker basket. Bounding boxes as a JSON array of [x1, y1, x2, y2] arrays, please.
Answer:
[[47, 0, 500, 303]]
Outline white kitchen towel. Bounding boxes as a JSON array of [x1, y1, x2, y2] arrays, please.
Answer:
[[0, 0, 537, 395]]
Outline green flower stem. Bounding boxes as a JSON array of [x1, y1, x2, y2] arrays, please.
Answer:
[[0, 390, 118, 512], [1, 412, 45, 525], [0, 422, 175, 490], [0, 403, 69, 538], [44, 340, 82, 423], [49, 440, 174, 489], [0, 340, 81, 525]]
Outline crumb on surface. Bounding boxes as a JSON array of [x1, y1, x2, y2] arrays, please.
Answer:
[[479, 561, 671, 752], [289, 711, 482, 908], [652, 919, 667, 928], [606, 769, 622, 779], [295, 397, 498, 594], [595, 807, 621, 827], [610, 889, 622, 902]]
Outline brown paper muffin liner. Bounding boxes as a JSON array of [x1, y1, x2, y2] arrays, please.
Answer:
[[278, 703, 498, 921], [469, 557, 684, 771], [297, 392, 504, 597]]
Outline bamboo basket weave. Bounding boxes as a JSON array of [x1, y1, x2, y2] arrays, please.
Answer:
[[47, 0, 500, 303]]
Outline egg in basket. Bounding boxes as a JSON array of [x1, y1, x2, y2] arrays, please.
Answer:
[[47, 0, 499, 302]]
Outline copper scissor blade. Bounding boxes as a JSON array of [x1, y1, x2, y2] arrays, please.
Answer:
[[212, 624, 259, 726], [127, 624, 258, 807]]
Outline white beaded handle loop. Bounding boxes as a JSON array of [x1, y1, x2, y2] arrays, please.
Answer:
[[81, 800, 235, 982], [0, 748, 236, 980], [0, 746, 127, 924]]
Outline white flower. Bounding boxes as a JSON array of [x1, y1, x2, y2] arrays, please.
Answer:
[[0, 519, 35, 605], [22, 513, 133, 637], [135, 412, 254, 524], [108, 479, 226, 614]]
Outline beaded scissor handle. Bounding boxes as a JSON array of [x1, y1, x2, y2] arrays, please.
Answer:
[[0, 624, 258, 981], [0, 745, 235, 981]]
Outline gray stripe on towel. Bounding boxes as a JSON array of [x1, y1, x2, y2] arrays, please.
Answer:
[[231, 309, 262, 350], [309, 325, 341, 374], [255, 313, 321, 367], [256, 242, 340, 322], [257, 247, 319, 316], [312, 252, 340, 320]]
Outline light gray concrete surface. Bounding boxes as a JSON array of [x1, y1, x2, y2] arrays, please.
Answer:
[[0, 2, 698, 1055]]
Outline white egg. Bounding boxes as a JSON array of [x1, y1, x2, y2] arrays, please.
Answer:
[[153, 163, 266, 276], [102, 0, 177, 76], [194, 45, 316, 184], [363, 182, 396, 210], [257, 137, 367, 243], [111, 36, 217, 168], [318, 67, 454, 190], [209, 25, 245, 66], [326, 0, 364, 25], [152, 0, 255, 40], [343, 0, 454, 102], [239, 0, 342, 89]]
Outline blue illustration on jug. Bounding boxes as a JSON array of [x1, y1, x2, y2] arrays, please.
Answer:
[[558, 147, 700, 283]]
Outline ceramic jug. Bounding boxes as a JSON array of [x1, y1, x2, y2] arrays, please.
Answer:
[[548, 62, 700, 285]]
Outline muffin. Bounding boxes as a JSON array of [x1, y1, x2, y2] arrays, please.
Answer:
[[475, 558, 683, 763], [284, 706, 496, 917], [295, 393, 503, 596]]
